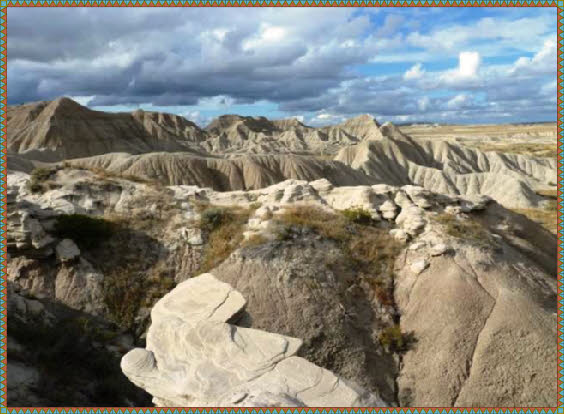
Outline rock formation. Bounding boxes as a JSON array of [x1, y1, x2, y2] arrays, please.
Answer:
[[121, 273, 387, 407], [7, 98, 556, 209], [7, 97, 206, 162], [6, 97, 557, 407]]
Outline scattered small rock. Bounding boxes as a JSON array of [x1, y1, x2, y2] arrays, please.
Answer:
[[56, 239, 81, 262], [430, 243, 449, 256], [390, 228, 409, 244], [410, 259, 429, 275]]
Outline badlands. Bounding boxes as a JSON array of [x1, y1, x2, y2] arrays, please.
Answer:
[[6, 97, 558, 407]]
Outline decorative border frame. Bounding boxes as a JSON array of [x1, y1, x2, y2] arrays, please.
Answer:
[[0, 2, 560, 413]]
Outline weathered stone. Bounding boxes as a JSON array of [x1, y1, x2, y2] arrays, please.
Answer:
[[379, 200, 398, 220], [122, 273, 386, 407], [56, 239, 81, 262], [390, 229, 409, 244], [430, 243, 449, 256], [410, 259, 429, 275]]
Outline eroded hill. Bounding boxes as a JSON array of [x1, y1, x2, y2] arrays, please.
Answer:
[[6, 98, 558, 407], [7, 98, 556, 210]]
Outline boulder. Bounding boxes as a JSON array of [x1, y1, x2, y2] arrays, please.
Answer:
[[56, 239, 81, 262]]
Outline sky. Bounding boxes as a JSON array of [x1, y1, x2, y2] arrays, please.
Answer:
[[7, 7, 556, 126]]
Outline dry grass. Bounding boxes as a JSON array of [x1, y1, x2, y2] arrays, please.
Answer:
[[62, 162, 159, 185], [465, 142, 557, 158], [240, 233, 268, 248], [434, 213, 492, 247], [276, 206, 350, 241], [340, 207, 375, 225], [103, 258, 177, 329], [195, 206, 252, 274], [276, 205, 402, 307], [511, 189, 558, 235], [513, 204, 557, 235]]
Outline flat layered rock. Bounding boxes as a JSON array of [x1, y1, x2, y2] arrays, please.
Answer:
[[122, 273, 386, 407]]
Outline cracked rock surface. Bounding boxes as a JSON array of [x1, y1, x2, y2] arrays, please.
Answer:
[[395, 238, 557, 407]]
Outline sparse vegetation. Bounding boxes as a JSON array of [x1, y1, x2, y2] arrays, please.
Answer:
[[54, 214, 115, 250], [200, 207, 231, 232], [465, 142, 557, 159], [379, 324, 415, 353], [434, 213, 491, 247], [341, 207, 374, 225], [508, 188, 557, 235], [103, 265, 147, 329], [513, 204, 557, 235], [195, 206, 252, 274], [276, 206, 350, 241], [8, 313, 150, 406], [62, 163, 158, 185], [275, 205, 402, 309], [27, 167, 56, 193], [241, 233, 268, 248]]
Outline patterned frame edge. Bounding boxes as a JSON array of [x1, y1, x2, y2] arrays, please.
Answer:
[[0, 2, 560, 413]]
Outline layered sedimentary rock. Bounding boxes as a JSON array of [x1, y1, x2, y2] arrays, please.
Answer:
[[121, 273, 386, 407]]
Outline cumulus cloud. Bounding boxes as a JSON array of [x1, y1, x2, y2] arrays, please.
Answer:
[[458, 52, 480, 78], [510, 37, 556, 75], [7, 8, 557, 124], [404, 63, 425, 80]]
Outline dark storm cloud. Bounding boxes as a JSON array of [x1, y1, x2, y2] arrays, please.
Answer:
[[7, 8, 374, 106], [7, 8, 557, 124]]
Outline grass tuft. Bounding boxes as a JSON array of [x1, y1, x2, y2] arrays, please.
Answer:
[[194, 206, 252, 274], [434, 213, 491, 247], [379, 324, 416, 353], [341, 207, 374, 225]]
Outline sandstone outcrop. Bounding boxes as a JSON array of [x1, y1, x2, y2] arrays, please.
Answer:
[[121, 273, 386, 407], [5, 98, 557, 407]]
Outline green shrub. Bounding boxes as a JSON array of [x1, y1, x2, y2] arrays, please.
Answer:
[[53, 214, 115, 250], [275, 224, 295, 241], [103, 264, 146, 329], [28, 167, 55, 193], [341, 208, 374, 225], [379, 324, 414, 353]]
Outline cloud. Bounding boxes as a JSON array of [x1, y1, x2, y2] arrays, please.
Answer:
[[404, 63, 425, 80], [458, 52, 480, 78], [307, 111, 347, 126], [417, 96, 431, 112], [446, 94, 469, 110], [8, 8, 375, 106], [7, 8, 557, 124], [510, 37, 556, 75], [68, 95, 94, 106], [376, 14, 404, 37]]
